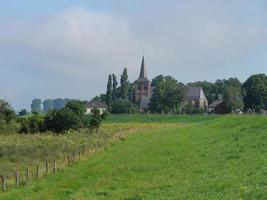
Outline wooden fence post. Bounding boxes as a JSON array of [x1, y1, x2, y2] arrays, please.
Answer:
[[36, 165, 39, 178], [15, 171, 19, 187], [68, 155, 70, 166], [53, 160, 56, 173], [45, 163, 49, 174], [1, 175, 6, 191], [26, 168, 29, 183]]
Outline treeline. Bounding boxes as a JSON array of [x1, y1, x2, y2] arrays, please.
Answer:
[[0, 100, 107, 135], [94, 68, 138, 114], [29, 98, 71, 113], [101, 69, 267, 114]]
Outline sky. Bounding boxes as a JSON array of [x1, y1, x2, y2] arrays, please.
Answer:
[[0, 0, 267, 110]]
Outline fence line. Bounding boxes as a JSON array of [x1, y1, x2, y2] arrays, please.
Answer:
[[0, 141, 108, 192]]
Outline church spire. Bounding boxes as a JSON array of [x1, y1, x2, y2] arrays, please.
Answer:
[[139, 55, 147, 79]]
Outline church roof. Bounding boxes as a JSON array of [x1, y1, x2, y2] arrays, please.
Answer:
[[186, 86, 207, 101], [137, 56, 149, 82]]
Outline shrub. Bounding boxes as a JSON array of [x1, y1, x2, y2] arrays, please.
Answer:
[[19, 113, 45, 134], [112, 99, 138, 114]]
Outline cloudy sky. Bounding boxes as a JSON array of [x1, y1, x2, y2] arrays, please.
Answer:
[[1, 0, 267, 110]]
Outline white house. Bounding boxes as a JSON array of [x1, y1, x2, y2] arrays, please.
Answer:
[[86, 100, 107, 114]]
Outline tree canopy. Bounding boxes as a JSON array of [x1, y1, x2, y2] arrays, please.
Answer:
[[242, 74, 267, 111], [150, 75, 185, 114]]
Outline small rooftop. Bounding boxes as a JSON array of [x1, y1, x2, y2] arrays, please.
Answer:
[[186, 86, 207, 101], [86, 100, 107, 109]]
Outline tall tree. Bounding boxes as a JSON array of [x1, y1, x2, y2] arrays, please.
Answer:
[[31, 99, 42, 113], [242, 74, 267, 111], [43, 99, 54, 112], [150, 75, 185, 113], [224, 85, 243, 112], [106, 74, 113, 109], [0, 100, 16, 123], [120, 68, 129, 99], [112, 74, 118, 100]]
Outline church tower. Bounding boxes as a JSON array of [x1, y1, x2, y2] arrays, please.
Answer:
[[135, 56, 151, 111]]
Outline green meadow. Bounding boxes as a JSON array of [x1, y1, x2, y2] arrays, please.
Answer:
[[1, 115, 267, 199]]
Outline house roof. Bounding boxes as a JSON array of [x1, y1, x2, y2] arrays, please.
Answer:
[[186, 86, 207, 101], [86, 100, 107, 109], [209, 99, 223, 108]]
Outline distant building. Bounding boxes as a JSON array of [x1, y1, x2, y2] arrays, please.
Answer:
[[186, 86, 208, 109], [134, 56, 208, 112], [86, 100, 107, 114], [134, 56, 151, 111]]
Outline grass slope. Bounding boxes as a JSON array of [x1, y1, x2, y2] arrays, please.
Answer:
[[1, 115, 267, 199]]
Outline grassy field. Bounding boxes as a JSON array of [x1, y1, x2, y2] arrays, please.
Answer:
[[1, 115, 267, 199]]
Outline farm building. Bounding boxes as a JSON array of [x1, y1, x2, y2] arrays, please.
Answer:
[[86, 100, 107, 114]]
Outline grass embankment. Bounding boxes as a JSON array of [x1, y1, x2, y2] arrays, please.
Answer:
[[1, 115, 267, 199]]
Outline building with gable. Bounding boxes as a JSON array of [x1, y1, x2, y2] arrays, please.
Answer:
[[134, 56, 208, 112]]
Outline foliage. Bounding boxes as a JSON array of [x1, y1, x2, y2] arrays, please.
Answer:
[[65, 100, 86, 117], [43, 99, 54, 112], [44, 100, 86, 133], [19, 109, 27, 116], [0, 100, 16, 123], [111, 99, 138, 114], [120, 68, 129, 99], [150, 75, 185, 113], [89, 108, 106, 133], [112, 74, 118, 101], [0, 119, 20, 134], [19, 113, 45, 134], [242, 74, 267, 111], [106, 74, 113, 110], [127, 82, 135, 103], [223, 85, 243, 112], [43, 98, 70, 112], [31, 98, 42, 113]]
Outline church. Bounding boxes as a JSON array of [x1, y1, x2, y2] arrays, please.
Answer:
[[134, 56, 208, 111]]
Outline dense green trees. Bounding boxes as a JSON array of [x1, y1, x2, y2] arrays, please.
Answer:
[[19, 112, 45, 134], [104, 68, 136, 113], [224, 84, 243, 112], [19, 109, 28, 116], [43, 99, 54, 112], [106, 74, 113, 110], [120, 68, 129, 100], [43, 98, 70, 112], [242, 74, 267, 111], [112, 74, 118, 101], [112, 99, 138, 114], [150, 75, 185, 114], [44, 100, 86, 133], [0, 100, 16, 123], [31, 99, 42, 113]]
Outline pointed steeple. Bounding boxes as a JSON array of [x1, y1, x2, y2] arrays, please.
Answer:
[[139, 55, 147, 79]]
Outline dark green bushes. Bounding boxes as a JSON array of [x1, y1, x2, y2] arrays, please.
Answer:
[[112, 99, 138, 114]]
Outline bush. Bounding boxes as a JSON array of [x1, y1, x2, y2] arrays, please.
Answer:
[[44, 109, 84, 133], [0, 119, 19, 134], [19, 113, 45, 134], [112, 99, 138, 114]]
